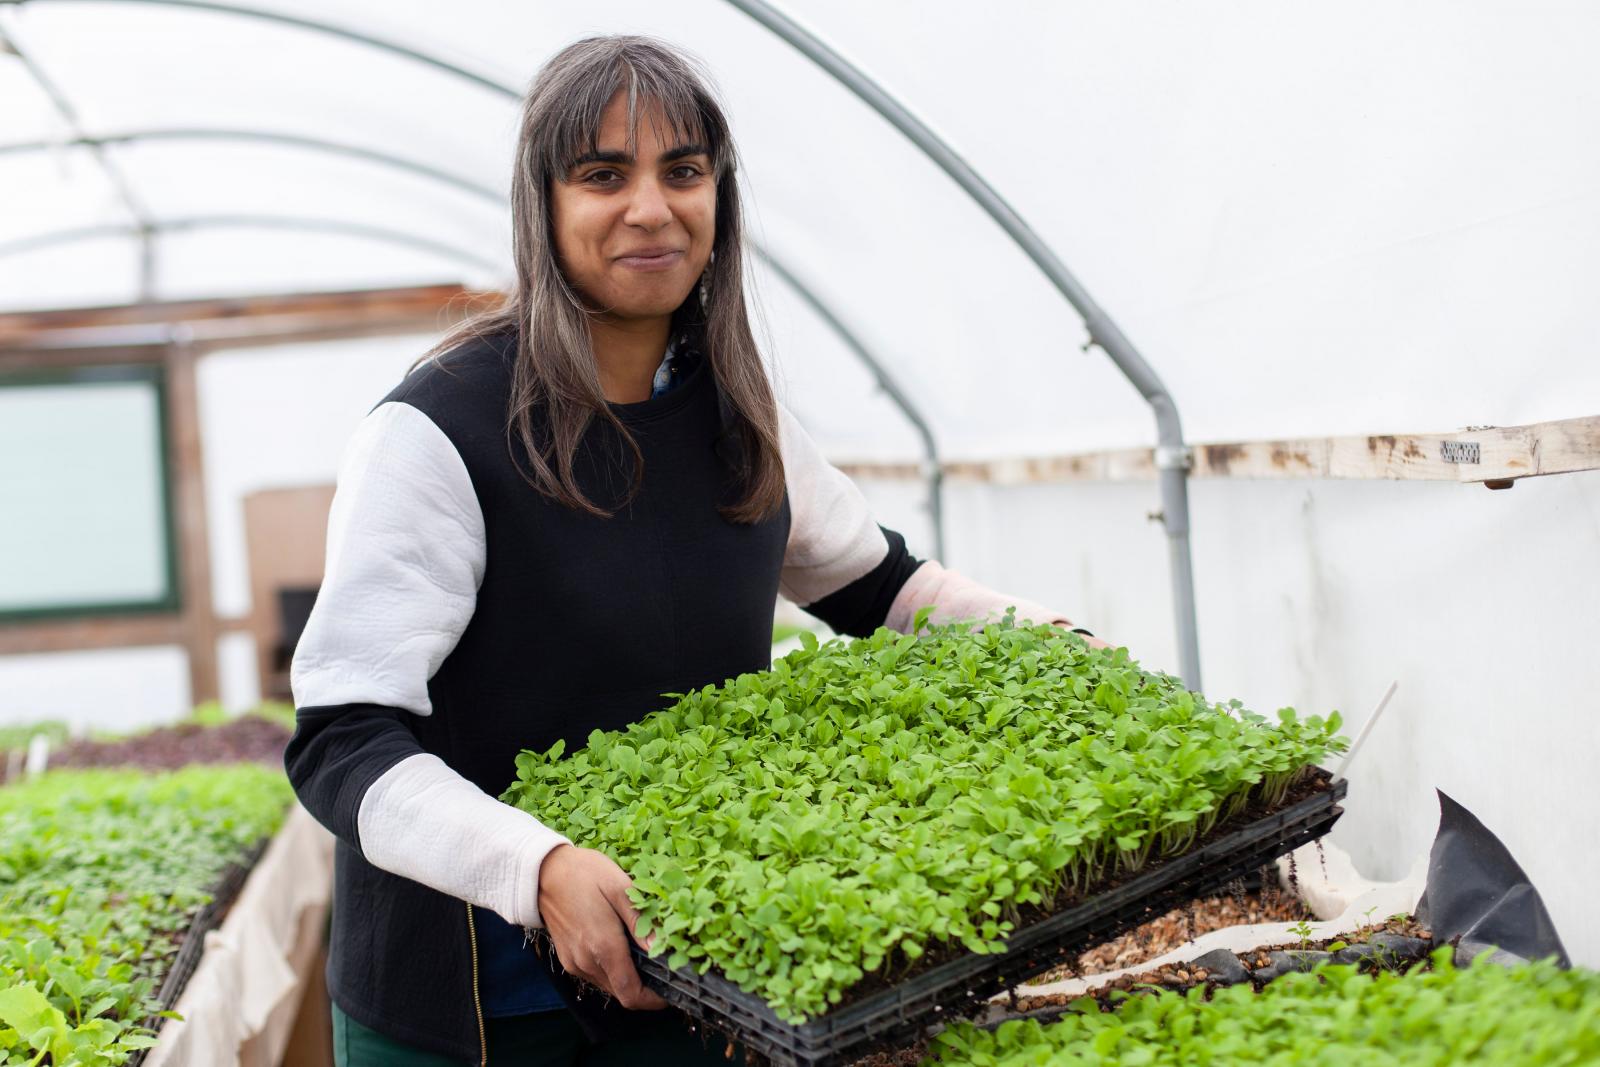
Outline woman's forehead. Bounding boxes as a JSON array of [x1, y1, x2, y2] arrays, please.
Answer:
[[591, 92, 705, 154]]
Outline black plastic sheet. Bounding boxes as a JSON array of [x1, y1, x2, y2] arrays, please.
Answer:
[[1413, 790, 1569, 967]]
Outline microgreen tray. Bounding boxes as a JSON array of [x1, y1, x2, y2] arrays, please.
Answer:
[[931, 943, 1599, 1067], [124, 835, 272, 1067], [632, 770, 1347, 1066]]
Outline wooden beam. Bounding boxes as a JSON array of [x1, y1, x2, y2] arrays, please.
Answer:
[[0, 283, 485, 340], [0, 616, 249, 658], [165, 340, 220, 705], [0, 345, 164, 373], [242, 486, 336, 701], [0, 614, 184, 656], [836, 414, 1600, 488], [0, 283, 501, 356]]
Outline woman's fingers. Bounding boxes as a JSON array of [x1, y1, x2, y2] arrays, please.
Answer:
[[603, 876, 656, 953], [591, 930, 668, 1010], [598, 879, 668, 1009], [554, 947, 594, 994], [539, 846, 667, 1008]]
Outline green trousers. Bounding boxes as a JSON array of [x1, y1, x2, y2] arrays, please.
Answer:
[[332, 1001, 746, 1067]]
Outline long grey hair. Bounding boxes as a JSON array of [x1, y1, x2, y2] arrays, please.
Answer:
[[418, 34, 785, 522]]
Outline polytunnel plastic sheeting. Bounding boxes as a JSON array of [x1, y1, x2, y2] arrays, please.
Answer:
[[0, 56, 61, 141], [155, 227, 498, 301], [3, 0, 1599, 454], [110, 142, 506, 250], [4, 146, 130, 242]]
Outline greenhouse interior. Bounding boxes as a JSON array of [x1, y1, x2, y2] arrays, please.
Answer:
[[2, 1, 1598, 1064]]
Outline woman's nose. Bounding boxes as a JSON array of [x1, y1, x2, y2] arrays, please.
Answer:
[[623, 175, 673, 229]]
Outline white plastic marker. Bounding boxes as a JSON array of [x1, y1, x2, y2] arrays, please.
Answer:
[[1332, 680, 1398, 784], [24, 733, 50, 777]]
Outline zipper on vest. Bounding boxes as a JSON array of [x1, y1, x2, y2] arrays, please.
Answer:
[[465, 903, 488, 1065]]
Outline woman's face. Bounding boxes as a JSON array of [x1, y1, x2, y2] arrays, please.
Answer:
[[551, 91, 717, 323]]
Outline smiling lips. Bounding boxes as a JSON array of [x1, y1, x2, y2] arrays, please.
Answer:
[[616, 248, 685, 271]]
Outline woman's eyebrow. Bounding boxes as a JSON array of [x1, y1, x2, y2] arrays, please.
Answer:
[[570, 142, 710, 168], [660, 142, 710, 162]]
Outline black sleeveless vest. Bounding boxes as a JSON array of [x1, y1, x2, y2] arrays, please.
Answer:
[[324, 328, 791, 1058]]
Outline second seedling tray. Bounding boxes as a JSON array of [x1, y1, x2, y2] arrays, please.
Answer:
[[634, 770, 1348, 1066], [124, 835, 272, 1067]]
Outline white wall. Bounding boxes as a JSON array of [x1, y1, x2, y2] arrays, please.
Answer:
[[197, 334, 435, 619], [0, 645, 191, 733]]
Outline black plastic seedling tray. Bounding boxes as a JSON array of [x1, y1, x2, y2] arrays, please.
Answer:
[[124, 836, 271, 1067], [633, 771, 1347, 1067]]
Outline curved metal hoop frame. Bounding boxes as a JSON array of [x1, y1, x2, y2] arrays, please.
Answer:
[[0, 0, 1203, 646]]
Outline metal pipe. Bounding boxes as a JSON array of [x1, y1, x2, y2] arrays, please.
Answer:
[[0, 129, 506, 203], [0, 11, 158, 298], [0, 32, 951, 557], [749, 246, 945, 560], [0, 0, 512, 96], [0, 134, 946, 558], [0, 215, 503, 272], [0, 0, 999, 634], [724, 0, 1201, 689]]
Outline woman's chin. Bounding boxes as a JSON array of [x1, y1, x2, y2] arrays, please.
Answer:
[[600, 292, 694, 322]]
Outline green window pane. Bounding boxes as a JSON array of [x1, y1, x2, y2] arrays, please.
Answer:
[[0, 367, 177, 618]]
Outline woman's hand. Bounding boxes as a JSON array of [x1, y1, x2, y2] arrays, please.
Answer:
[[1052, 620, 1112, 651], [536, 844, 668, 1011]]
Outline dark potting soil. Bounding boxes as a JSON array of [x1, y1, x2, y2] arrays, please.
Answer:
[[803, 767, 1336, 1015], [846, 916, 1432, 1066], [1031, 881, 1314, 984], [1008, 913, 1434, 1016], [48, 715, 292, 772]]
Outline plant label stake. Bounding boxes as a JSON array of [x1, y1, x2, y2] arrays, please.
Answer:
[[1332, 680, 1397, 785], [24, 733, 50, 777]]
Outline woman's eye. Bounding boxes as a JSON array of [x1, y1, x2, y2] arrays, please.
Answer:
[[586, 169, 622, 186], [670, 165, 702, 181]]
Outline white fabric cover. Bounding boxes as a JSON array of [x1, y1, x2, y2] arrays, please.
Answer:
[[1008, 838, 1427, 1002], [144, 804, 335, 1067]]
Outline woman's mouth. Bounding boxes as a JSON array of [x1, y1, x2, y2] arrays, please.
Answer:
[[616, 250, 684, 271]]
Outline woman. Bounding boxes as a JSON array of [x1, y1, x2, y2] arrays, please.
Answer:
[[286, 34, 1099, 1066]]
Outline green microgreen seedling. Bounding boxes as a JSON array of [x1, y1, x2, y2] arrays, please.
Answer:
[[0, 765, 292, 1065], [504, 612, 1347, 1022], [928, 951, 1600, 1065]]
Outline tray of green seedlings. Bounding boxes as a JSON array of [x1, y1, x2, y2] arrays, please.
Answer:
[[0, 764, 292, 1067], [502, 612, 1349, 1067], [928, 948, 1600, 1065], [0, 722, 70, 786]]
